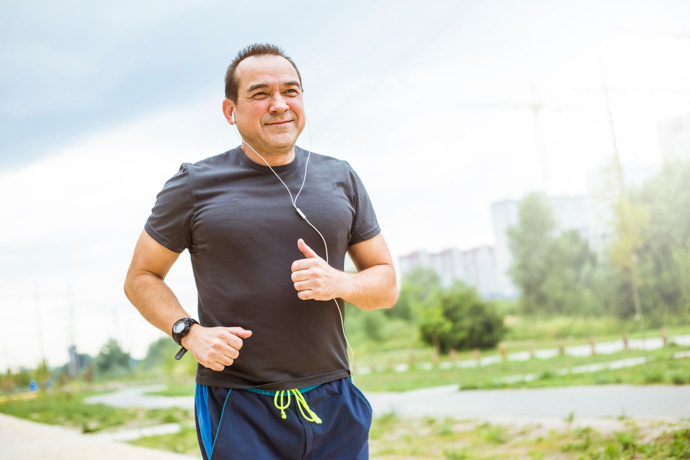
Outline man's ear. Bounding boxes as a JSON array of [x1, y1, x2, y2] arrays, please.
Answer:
[[222, 99, 236, 125]]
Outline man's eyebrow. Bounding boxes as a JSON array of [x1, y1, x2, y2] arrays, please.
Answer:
[[247, 82, 269, 93], [246, 81, 301, 93]]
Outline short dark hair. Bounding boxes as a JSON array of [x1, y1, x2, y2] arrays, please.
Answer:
[[224, 43, 303, 103]]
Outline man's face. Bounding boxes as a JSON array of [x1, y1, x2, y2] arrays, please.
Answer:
[[231, 55, 305, 156]]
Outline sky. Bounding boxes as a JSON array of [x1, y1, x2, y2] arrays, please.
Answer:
[[2, 0, 690, 371]]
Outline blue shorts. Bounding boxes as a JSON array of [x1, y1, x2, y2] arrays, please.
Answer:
[[194, 378, 373, 460]]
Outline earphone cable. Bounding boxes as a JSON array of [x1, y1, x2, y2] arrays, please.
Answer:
[[233, 122, 356, 378]]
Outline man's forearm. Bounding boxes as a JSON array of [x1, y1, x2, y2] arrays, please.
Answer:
[[125, 271, 252, 371], [339, 264, 398, 311], [124, 271, 190, 337]]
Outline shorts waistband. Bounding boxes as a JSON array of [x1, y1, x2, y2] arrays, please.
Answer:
[[241, 384, 321, 396]]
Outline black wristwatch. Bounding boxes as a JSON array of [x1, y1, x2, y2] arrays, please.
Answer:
[[172, 317, 199, 360]]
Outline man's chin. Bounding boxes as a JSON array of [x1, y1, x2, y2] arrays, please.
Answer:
[[264, 134, 299, 150]]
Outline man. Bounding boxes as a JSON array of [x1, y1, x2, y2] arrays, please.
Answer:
[[124, 43, 397, 459]]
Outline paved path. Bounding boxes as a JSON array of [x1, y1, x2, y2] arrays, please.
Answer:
[[366, 384, 690, 421], [87, 382, 690, 422], [0, 413, 198, 460], [85, 384, 194, 409]]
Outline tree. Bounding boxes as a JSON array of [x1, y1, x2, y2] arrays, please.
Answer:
[[1, 369, 15, 393], [418, 282, 504, 353], [507, 193, 556, 314], [417, 294, 450, 353], [606, 195, 649, 319], [140, 336, 196, 378], [141, 337, 176, 374], [507, 194, 600, 316], [387, 266, 442, 321], [616, 160, 690, 324], [94, 338, 131, 375], [33, 359, 51, 389], [14, 367, 32, 388], [542, 230, 598, 315]]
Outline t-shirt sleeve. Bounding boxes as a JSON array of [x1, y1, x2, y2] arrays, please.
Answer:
[[347, 163, 381, 246], [144, 164, 194, 253]]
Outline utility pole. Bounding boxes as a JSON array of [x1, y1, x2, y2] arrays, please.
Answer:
[[34, 281, 45, 363], [67, 281, 78, 377], [601, 74, 647, 362]]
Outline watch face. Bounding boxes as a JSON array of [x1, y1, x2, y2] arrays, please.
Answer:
[[173, 321, 186, 333]]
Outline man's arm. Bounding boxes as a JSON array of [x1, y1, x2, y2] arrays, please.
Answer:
[[124, 230, 251, 371], [290, 233, 398, 310]]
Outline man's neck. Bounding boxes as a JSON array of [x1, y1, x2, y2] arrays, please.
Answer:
[[240, 144, 296, 167]]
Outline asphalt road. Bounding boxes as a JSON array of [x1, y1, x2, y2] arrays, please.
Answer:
[[85, 382, 690, 421], [366, 384, 690, 421]]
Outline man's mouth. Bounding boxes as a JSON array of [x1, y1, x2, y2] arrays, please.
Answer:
[[266, 119, 292, 125]]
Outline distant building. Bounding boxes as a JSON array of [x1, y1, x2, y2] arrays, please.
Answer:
[[399, 246, 501, 299], [67, 345, 90, 377], [491, 200, 520, 299]]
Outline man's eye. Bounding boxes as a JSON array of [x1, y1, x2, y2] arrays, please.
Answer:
[[285, 89, 299, 94], [253, 92, 268, 97]]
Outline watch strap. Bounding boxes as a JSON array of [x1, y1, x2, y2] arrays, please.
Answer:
[[172, 317, 199, 346], [174, 347, 188, 360]]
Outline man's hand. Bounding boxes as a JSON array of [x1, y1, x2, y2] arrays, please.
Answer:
[[181, 325, 252, 372], [291, 238, 347, 301]]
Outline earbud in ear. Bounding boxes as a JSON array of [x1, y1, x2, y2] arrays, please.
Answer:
[[232, 112, 236, 124]]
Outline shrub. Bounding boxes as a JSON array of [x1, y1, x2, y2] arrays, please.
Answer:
[[671, 372, 688, 385], [644, 371, 664, 384], [418, 282, 504, 353]]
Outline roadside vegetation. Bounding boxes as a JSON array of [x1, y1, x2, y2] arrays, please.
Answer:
[[129, 423, 199, 456], [0, 389, 191, 434], [355, 344, 690, 392], [129, 414, 690, 459], [366, 415, 690, 459]]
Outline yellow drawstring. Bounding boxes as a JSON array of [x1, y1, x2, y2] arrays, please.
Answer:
[[292, 390, 322, 424], [273, 389, 322, 424], [274, 390, 291, 420]]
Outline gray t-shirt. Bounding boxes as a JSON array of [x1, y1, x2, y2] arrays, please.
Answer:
[[145, 146, 380, 390]]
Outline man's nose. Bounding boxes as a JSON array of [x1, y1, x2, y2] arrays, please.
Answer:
[[269, 93, 290, 113]]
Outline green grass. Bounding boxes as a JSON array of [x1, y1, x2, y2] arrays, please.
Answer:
[[503, 315, 633, 341], [128, 415, 690, 459], [0, 390, 193, 433], [353, 345, 690, 392], [129, 423, 201, 457], [368, 417, 690, 459]]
